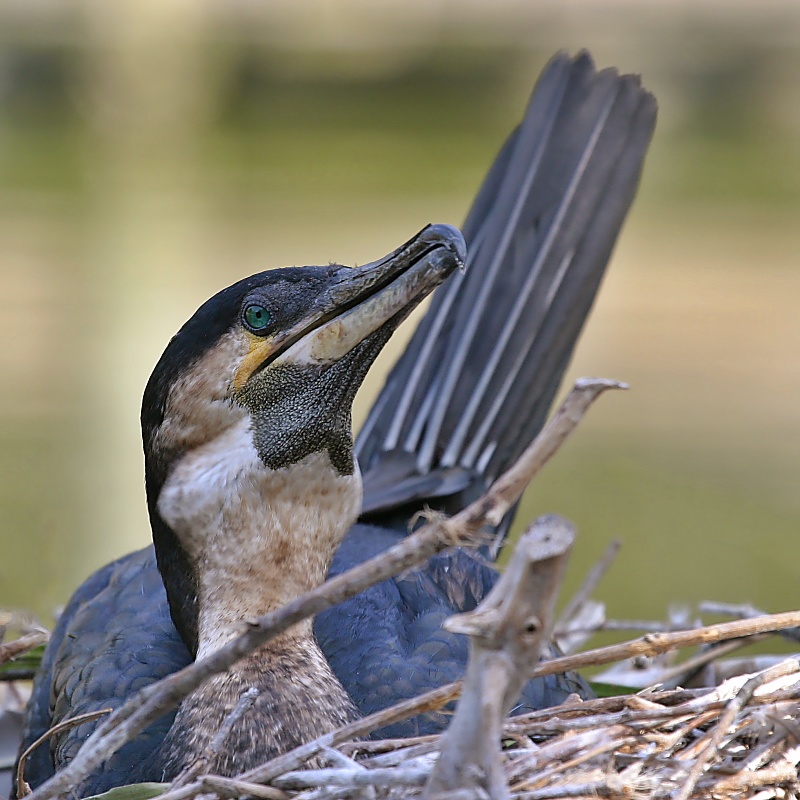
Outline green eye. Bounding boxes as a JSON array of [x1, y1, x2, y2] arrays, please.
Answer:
[[243, 304, 271, 331]]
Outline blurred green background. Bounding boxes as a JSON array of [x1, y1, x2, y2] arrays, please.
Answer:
[[1, 0, 799, 630]]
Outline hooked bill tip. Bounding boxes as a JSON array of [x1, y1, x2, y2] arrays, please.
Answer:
[[423, 223, 467, 265]]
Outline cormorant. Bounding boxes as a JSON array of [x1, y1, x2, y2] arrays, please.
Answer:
[[17, 52, 656, 796]]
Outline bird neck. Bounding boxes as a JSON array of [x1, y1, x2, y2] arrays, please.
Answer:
[[147, 420, 361, 780], [153, 634, 357, 782], [154, 417, 362, 658]]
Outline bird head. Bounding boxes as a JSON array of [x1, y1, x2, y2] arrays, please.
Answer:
[[139, 224, 465, 653]]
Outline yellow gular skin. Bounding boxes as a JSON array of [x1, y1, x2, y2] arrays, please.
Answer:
[[234, 333, 278, 392]]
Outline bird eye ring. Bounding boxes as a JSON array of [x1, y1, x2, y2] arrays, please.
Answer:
[[243, 304, 271, 332]]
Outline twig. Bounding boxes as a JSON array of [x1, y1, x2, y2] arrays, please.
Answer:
[[0, 668, 39, 682], [710, 762, 799, 796], [171, 660, 798, 800], [15, 709, 111, 798], [273, 764, 431, 790], [474, 380, 626, 529], [515, 782, 616, 799], [529, 611, 800, 678], [338, 735, 437, 755], [197, 774, 287, 799], [556, 539, 620, 632], [320, 748, 375, 800], [293, 787, 362, 800], [568, 618, 677, 634], [738, 718, 799, 774], [28, 380, 621, 800], [700, 601, 800, 645], [700, 601, 766, 618], [425, 515, 575, 799], [658, 636, 764, 690], [0, 631, 49, 665], [358, 741, 439, 769], [336, 608, 800, 756], [320, 748, 361, 771]]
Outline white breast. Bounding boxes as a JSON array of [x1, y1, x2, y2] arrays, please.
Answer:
[[157, 419, 362, 657]]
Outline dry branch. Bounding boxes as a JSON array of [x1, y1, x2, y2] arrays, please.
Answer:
[[425, 515, 575, 800], [556, 539, 620, 634], [0, 631, 49, 666], [15, 709, 112, 798]]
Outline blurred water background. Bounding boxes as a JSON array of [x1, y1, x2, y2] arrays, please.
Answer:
[[1, 0, 799, 632]]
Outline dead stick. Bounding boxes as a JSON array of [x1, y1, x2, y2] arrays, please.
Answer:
[[198, 775, 287, 799], [274, 764, 431, 790], [541, 612, 800, 676], [556, 539, 620, 632], [701, 601, 800, 645], [27, 378, 623, 800], [0, 631, 49, 665], [15, 709, 112, 798], [507, 726, 629, 784], [424, 515, 575, 800], [338, 735, 437, 755], [711, 762, 798, 794], [569, 619, 680, 634], [658, 636, 762, 690]]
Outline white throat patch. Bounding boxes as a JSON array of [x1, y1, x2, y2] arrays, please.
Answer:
[[157, 419, 362, 657]]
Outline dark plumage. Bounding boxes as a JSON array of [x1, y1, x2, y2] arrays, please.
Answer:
[[17, 52, 656, 796], [317, 51, 657, 734]]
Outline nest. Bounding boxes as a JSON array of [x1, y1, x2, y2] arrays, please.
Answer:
[[5, 614, 800, 800], [5, 383, 800, 800], [273, 664, 800, 800]]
